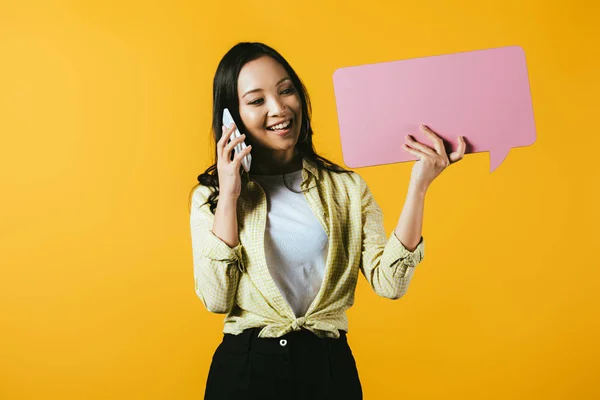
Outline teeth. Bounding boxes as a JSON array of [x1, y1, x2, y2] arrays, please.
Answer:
[[268, 120, 291, 130]]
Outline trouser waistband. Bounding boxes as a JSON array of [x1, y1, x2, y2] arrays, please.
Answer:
[[221, 327, 347, 355]]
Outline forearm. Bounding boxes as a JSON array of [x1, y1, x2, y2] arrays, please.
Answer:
[[212, 196, 240, 248], [194, 259, 240, 314], [190, 187, 243, 314], [358, 174, 425, 299], [394, 183, 426, 252]]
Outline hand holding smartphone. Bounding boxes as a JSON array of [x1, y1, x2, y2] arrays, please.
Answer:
[[222, 108, 252, 172]]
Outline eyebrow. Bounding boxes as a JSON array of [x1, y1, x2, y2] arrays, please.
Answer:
[[242, 77, 291, 98]]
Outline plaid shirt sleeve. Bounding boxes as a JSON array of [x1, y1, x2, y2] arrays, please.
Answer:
[[190, 185, 244, 314], [357, 174, 425, 299]]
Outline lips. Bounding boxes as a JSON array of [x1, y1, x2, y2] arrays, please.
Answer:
[[266, 119, 294, 135], [267, 119, 294, 135], [266, 118, 293, 130]]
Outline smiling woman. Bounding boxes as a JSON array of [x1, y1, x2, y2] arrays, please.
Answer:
[[188, 42, 431, 400]]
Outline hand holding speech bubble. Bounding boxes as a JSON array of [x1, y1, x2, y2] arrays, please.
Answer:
[[332, 46, 536, 172]]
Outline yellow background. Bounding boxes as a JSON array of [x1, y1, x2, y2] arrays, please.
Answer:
[[1, 0, 599, 398]]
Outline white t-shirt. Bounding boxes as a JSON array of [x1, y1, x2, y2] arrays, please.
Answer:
[[251, 170, 329, 318]]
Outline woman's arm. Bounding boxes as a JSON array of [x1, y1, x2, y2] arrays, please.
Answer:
[[396, 124, 467, 248], [190, 185, 244, 314], [394, 184, 426, 252], [359, 125, 465, 300], [212, 195, 241, 248], [358, 175, 425, 300]]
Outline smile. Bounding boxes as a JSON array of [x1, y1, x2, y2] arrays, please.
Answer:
[[267, 119, 292, 131], [266, 119, 293, 135]]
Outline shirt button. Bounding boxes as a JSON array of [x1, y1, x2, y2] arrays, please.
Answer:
[[279, 339, 287, 347]]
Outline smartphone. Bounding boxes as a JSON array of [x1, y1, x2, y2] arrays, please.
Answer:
[[222, 108, 252, 172]]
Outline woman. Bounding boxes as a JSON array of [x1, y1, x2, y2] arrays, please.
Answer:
[[189, 42, 466, 400]]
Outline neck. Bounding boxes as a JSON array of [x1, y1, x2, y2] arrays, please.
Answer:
[[251, 148, 303, 175]]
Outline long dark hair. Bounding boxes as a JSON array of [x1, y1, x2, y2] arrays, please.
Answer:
[[190, 42, 352, 214]]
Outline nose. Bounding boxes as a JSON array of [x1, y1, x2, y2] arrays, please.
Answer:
[[267, 96, 287, 116]]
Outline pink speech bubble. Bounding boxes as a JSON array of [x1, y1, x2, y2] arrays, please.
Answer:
[[332, 46, 536, 172]]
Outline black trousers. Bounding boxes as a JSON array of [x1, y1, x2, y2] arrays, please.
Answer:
[[204, 327, 363, 400]]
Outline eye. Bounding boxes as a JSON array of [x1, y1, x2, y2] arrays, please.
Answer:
[[248, 88, 296, 106]]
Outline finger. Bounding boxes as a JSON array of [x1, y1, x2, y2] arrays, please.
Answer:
[[217, 125, 229, 155], [218, 123, 237, 159], [217, 125, 225, 150], [218, 123, 237, 147], [225, 134, 247, 160], [223, 133, 247, 156], [234, 144, 252, 160], [231, 144, 252, 169], [449, 136, 466, 163], [402, 143, 426, 161], [420, 124, 449, 161], [405, 135, 437, 156]]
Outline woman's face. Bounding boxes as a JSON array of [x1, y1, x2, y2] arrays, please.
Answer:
[[237, 56, 303, 162]]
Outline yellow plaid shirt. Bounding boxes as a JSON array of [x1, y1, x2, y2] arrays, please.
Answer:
[[190, 157, 425, 339]]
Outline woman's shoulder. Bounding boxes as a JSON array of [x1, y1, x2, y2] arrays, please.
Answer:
[[192, 183, 215, 198], [189, 184, 216, 211]]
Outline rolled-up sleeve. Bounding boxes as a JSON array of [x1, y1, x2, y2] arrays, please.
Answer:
[[357, 175, 425, 300], [190, 185, 244, 314]]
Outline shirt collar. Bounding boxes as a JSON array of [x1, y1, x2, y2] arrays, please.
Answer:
[[302, 157, 319, 180]]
